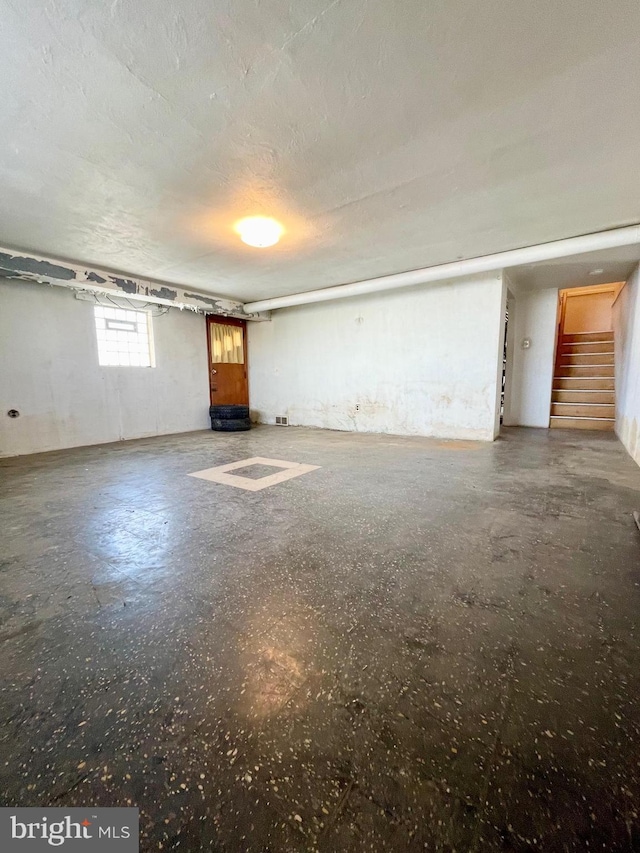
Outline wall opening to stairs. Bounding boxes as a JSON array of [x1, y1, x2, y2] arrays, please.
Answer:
[[550, 283, 623, 431]]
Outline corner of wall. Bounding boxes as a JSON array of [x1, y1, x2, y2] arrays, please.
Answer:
[[504, 286, 558, 428], [491, 274, 509, 439], [614, 263, 640, 467]]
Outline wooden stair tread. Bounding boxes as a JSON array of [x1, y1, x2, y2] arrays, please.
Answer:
[[561, 331, 614, 343], [556, 368, 614, 377], [551, 402, 614, 407], [561, 342, 613, 349], [554, 376, 614, 380], [551, 324, 616, 429], [551, 327, 616, 430], [550, 416, 615, 431], [559, 356, 614, 364], [551, 415, 614, 420], [551, 403, 615, 419], [552, 391, 615, 404]]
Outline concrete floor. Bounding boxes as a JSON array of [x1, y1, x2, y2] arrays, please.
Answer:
[[1, 426, 640, 851]]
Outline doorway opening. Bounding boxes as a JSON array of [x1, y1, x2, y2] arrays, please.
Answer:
[[206, 315, 249, 407], [500, 305, 509, 425], [550, 283, 623, 431]]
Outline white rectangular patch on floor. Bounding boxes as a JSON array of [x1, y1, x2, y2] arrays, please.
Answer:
[[188, 456, 321, 492]]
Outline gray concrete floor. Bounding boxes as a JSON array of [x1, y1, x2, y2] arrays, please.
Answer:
[[1, 426, 640, 851]]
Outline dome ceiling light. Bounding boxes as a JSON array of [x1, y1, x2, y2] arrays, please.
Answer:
[[234, 216, 284, 248]]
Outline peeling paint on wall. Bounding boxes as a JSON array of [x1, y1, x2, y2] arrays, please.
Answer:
[[112, 277, 138, 294], [183, 291, 225, 308], [0, 244, 269, 321], [0, 251, 75, 280], [149, 286, 178, 301]]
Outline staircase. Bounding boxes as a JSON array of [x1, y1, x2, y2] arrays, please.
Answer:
[[550, 331, 615, 431]]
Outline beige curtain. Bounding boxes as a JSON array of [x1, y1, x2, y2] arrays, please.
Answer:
[[210, 323, 244, 364]]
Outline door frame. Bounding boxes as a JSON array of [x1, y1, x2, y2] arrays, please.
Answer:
[[205, 314, 249, 406], [549, 281, 623, 425], [557, 282, 623, 342]]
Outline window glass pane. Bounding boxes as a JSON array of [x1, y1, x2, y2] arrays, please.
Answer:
[[210, 323, 244, 364], [94, 306, 154, 367]]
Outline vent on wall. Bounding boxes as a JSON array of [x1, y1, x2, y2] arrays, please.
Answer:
[[275, 416, 289, 426]]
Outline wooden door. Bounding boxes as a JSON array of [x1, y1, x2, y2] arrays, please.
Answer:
[[206, 316, 249, 406], [560, 288, 615, 335]]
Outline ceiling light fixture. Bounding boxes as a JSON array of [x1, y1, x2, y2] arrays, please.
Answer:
[[234, 216, 284, 248]]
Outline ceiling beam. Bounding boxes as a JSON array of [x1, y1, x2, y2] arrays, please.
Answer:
[[0, 246, 270, 321], [243, 225, 640, 313]]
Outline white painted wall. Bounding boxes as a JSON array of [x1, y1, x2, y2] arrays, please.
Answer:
[[503, 286, 558, 428], [0, 281, 210, 457], [614, 263, 640, 467], [248, 273, 506, 442]]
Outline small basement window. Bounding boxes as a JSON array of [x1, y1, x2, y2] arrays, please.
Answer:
[[94, 306, 155, 367]]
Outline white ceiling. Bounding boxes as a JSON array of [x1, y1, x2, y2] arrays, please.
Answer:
[[1, 0, 639, 302], [509, 244, 640, 292]]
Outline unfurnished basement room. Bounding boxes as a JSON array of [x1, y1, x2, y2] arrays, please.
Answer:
[[1, 2, 640, 851]]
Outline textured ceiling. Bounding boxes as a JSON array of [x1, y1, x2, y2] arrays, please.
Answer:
[[1, 0, 639, 302], [509, 244, 640, 292]]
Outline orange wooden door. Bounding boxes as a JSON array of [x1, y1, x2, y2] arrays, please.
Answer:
[[561, 289, 615, 334], [206, 316, 249, 406]]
